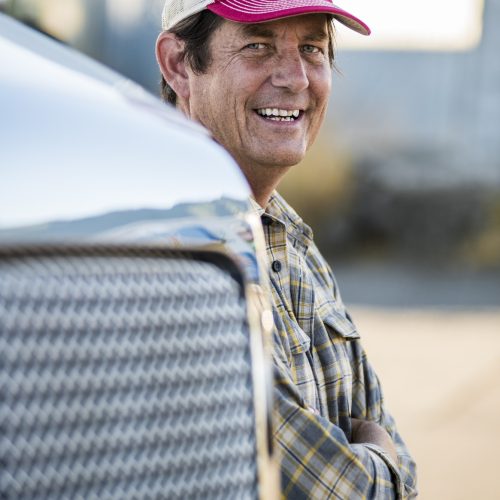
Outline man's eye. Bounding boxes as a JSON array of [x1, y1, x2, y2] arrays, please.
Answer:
[[245, 42, 267, 50], [302, 45, 321, 54]]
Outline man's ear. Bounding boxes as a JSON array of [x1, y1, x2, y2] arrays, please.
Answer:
[[156, 32, 190, 101]]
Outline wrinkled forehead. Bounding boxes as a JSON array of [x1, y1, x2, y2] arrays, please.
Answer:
[[218, 13, 333, 43], [243, 15, 330, 37]]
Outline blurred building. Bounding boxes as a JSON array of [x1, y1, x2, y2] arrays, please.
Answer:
[[318, 0, 500, 264], [332, 0, 500, 188], [6, 0, 163, 92]]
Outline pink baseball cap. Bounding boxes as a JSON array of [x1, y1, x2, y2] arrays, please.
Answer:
[[162, 0, 370, 36]]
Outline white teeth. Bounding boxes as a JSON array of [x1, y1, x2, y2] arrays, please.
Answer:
[[270, 116, 292, 121], [256, 108, 301, 120]]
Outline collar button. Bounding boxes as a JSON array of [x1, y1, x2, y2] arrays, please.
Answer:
[[272, 260, 282, 273]]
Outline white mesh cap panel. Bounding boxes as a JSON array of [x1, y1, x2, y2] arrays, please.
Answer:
[[162, 0, 215, 30]]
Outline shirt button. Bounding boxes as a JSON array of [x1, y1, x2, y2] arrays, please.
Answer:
[[272, 260, 282, 273]]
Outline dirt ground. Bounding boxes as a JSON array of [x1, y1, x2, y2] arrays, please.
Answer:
[[350, 307, 500, 499]]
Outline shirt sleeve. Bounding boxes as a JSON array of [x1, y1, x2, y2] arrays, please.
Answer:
[[272, 347, 418, 499], [348, 338, 418, 498]]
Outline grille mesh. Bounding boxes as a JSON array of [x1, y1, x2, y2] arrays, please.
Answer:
[[0, 251, 258, 499]]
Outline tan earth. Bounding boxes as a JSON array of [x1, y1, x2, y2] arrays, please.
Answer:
[[350, 307, 500, 500]]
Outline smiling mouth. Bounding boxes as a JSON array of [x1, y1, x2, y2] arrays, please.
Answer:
[[255, 108, 302, 122]]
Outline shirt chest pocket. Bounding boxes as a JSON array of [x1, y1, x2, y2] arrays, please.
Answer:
[[284, 307, 360, 389], [317, 309, 360, 413], [321, 308, 360, 342], [285, 321, 323, 408]]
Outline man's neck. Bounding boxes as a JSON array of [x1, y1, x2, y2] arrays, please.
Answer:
[[239, 163, 291, 208]]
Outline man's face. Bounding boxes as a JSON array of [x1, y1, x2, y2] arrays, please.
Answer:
[[184, 14, 332, 175]]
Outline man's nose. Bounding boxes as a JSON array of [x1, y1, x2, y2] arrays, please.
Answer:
[[271, 51, 309, 93]]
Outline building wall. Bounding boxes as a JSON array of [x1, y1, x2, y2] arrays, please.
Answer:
[[330, 0, 500, 187]]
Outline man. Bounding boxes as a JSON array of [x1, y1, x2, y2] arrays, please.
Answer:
[[156, 1, 417, 497]]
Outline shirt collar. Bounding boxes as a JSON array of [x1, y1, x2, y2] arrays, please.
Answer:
[[249, 196, 265, 217], [265, 192, 314, 243]]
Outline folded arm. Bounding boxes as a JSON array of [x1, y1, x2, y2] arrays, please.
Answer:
[[273, 353, 418, 499]]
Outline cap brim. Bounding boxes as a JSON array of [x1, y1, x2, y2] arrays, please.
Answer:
[[207, 0, 370, 35]]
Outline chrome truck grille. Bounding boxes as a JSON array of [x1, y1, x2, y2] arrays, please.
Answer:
[[0, 247, 260, 499]]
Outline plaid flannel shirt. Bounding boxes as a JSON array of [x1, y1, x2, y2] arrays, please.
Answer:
[[255, 193, 417, 499]]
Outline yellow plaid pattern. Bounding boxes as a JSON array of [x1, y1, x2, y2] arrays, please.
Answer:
[[257, 193, 417, 499]]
